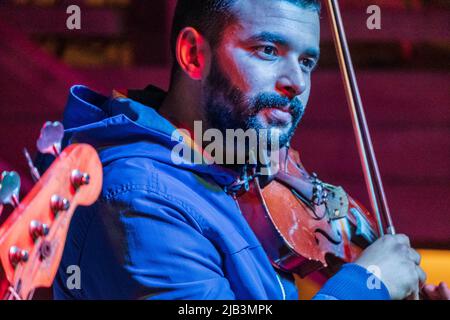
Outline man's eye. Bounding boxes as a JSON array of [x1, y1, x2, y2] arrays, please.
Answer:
[[301, 58, 316, 71], [255, 45, 278, 58]]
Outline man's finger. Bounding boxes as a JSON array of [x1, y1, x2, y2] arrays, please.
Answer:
[[407, 288, 420, 300], [422, 284, 439, 300], [409, 249, 421, 265], [438, 282, 450, 300], [395, 234, 411, 247], [416, 266, 427, 286]]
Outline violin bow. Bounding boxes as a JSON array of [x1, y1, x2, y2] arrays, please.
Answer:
[[325, 0, 395, 236]]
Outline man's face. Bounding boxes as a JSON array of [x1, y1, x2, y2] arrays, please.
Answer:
[[202, 0, 320, 148]]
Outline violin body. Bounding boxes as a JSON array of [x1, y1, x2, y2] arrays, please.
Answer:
[[237, 148, 380, 278]]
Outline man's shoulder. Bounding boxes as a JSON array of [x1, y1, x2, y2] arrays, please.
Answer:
[[99, 154, 218, 218], [101, 155, 189, 195], [101, 155, 160, 198]]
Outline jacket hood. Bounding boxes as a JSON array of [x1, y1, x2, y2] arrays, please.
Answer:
[[63, 85, 240, 188]]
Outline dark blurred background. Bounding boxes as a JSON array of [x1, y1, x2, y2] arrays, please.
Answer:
[[0, 0, 448, 250]]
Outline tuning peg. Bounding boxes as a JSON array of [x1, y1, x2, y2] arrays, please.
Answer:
[[71, 170, 90, 189], [50, 195, 70, 214], [30, 220, 50, 240], [36, 121, 64, 156], [9, 246, 29, 267], [0, 171, 21, 208], [23, 148, 41, 182]]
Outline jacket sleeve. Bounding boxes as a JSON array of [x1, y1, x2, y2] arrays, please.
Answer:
[[312, 263, 391, 300], [81, 186, 236, 300]]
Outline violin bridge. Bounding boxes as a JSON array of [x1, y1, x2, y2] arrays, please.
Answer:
[[325, 185, 349, 221]]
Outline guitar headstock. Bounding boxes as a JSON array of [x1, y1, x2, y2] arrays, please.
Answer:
[[0, 143, 102, 299]]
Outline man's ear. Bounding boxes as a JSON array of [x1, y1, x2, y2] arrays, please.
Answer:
[[175, 27, 210, 81]]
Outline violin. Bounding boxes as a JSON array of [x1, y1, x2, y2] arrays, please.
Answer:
[[236, 0, 397, 278], [237, 147, 380, 277]]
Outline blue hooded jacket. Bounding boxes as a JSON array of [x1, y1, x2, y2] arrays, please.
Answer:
[[52, 85, 390, 300]]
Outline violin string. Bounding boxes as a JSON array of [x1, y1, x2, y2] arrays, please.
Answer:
[[7, 286, 21, 300]]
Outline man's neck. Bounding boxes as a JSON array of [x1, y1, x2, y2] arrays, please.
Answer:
[[159, 80, 204, 135], [158, 80, 281, 178]]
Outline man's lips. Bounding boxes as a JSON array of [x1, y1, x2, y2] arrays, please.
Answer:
[[260, 106, 292, 124]]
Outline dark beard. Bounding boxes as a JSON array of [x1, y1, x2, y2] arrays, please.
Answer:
[[202, 56, 306, 149]]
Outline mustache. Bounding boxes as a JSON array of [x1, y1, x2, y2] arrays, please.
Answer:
[[251, 92, 305, 117]]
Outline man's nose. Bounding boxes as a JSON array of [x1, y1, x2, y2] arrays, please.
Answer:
[[276, 64, 306, 100]]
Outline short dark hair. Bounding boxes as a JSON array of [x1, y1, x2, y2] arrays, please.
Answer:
[[169, 0, 321, 81]]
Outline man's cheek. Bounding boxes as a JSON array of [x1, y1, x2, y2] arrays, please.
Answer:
[[235, 57, 275, 91], [221, 51, 257, 91], [300, 85, 311, 108]]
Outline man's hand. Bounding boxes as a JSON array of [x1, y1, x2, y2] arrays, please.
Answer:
[[422, 282, 450, 300], [354, 234, 426, 300]]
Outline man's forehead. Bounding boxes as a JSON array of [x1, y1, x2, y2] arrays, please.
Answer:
[[230, 0, 319, 30], [226, 0, 320, 46]]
